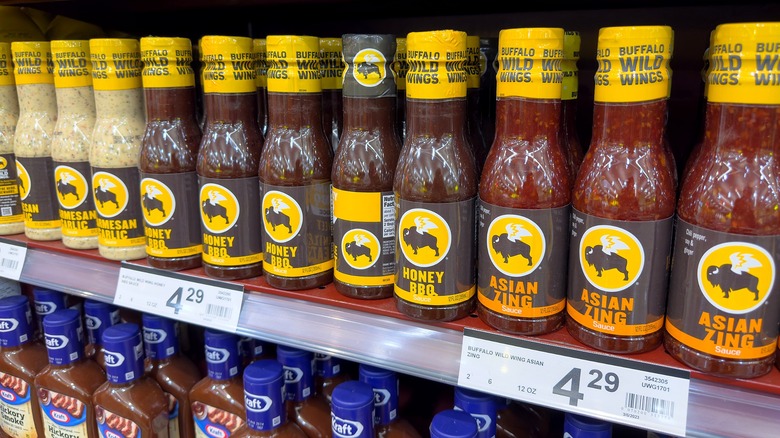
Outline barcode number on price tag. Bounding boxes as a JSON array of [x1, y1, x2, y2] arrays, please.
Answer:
[[114, 262, 244, 333], [458, 328, 690, 437], [0, 238, 27, 281]]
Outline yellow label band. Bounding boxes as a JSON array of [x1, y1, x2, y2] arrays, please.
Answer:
[[562, 30, 580, 101], [267, 35, 321, 94], [0, 42, 15, 86], [405, 30, 467, 100], [90, 38, 142, 91], [201, 35, 256, 94], [466, 35, 481, 89], [98, 235, 146, 247], [320, 37, 343, 90], [147, 243, 201, 258], [263, 258, 333, 277], [11, 41, 53, 85], [478, 293, 566, 318], [140, 37, 195, 89], [51, 40, 92, 89], [496, 28, 565, 100], [395, 284, 476, 307], [567, 302, 664, 337], [395, 37, 407, 92], [335, 270, 393, 287], [253, 38, 267, 89], [332, 188, 381, 222]]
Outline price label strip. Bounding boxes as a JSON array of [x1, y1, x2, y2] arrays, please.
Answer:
[[0, 238, 27, 281], [114, 262, 244, 333], [458, 328, 690, 436]]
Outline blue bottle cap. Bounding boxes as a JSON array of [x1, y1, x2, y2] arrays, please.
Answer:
[[453, 387, 498, 438], [358, 364, 398, 426], [142, 313, 178, 360], [243, 359, 287, 431], [240, 336, 271, 361], [276, 345, 315, 402], [204, 329, 241, 380], [42, 309, 83, 365], [430, 409, 478, 438], [331, 380, 375, 438], [33, 287, 67, 321], [0, 295, 33, 347], [564, 412, 613, 438], [102, 323, 145, 384], [84, 300, 120, 346]]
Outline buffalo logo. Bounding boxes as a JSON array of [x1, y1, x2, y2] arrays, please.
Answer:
[[399, 209, 451, 268], [200, 183, 239, 234], [0, 156, 7, 169], [262, 191, 302, 244], [140, 178, 175, 227], [352, 48, 388, 87], [579, 225, 644, 292], [697, 242, 774, 313], [55, 166, 89, 209], [15, 160, 29, 200], [341, 229, 380, 270], [92, 172, 129, 218], [487, 214, 545, 277]]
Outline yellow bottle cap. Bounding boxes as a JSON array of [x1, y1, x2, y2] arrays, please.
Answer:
[[466, 35, 481, 89], [496, 27, 565, 100], [394, 37, 407, 91], [406, 29, 467, 100], [562, 30, 580, 100], [320, 37, 343, 90], [11, 41, 53, 85], [89, 38, 141, 91], [252, 38, 267, 89], [51, 39, 91, 88], [266, 35, 321, 94], [0, 42, 14, 86], [200, 35, 256, 94], [140, 37, 194, 89]]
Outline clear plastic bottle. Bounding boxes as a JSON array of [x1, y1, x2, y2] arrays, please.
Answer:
[[83, 299, 120, 370], [320, 37, 344, 152], [330, 381, 374, 438], [0, 42, 24, 235], [276, 345, 331, 438], [561, 30, 583, 182]]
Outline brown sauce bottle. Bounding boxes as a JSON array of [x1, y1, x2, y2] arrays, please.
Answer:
[[276, 345, 331, 438], [259, 35, 333, 291], [561, 30, 583, 182], [83, 299, 120, 371], [140, 37, 203, 272], [393, 30, 478, 322], [332, 33, 400, 300]]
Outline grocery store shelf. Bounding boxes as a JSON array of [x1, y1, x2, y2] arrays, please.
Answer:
[[10, 236, 780, 437]]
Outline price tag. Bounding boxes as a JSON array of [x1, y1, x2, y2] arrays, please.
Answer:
[[458, 328, 690, 436], [114, 262, 244, 333], [0, 238, 27, 281]]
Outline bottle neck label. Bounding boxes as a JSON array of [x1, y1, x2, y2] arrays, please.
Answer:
[[52, 41, 92, 89], [11, 42, 54, 85], [92, 167, 146, 248], [90, 41, 142, 91], [266, 35, 321, 94], [708, 33, 780, 105], [0, 43, 14, 87], [594, 39, 671, 103], [54, 162, 99, 238], [39, 387, 89, 436], [140, 172, 201, 259]]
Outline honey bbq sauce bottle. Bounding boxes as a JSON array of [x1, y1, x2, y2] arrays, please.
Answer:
[[275, 345, 331, 438], [189, 329, 246, 437], [259, 35, 333, 290], [0, 41, 25, 236], [566, 26, 676, 354], [664, 22, 780, 379], [142, 313, 203, 438], [320, 37, 344, 152], [476, 28, 570, 336], [83, 299, 120, 370], [0, 295, 47, 437], [139, 37, 203, 272], [197, 35, 263, 280], [332, 34, 400, 300], [357, 364, 421, 438], [92, 323, 169, 437], [330, 381, 374, 438], [35, 308, 106, 438], [232, 359, 307, 438], [561, 31, 583, 183], [393, 30, 478, 322]]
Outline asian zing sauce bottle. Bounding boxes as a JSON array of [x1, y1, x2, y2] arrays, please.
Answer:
[[357, 364, 421, 438], [275, 345, 331, 438], [35, 308, 106, 438], [566, 26, 676, 354], [252, 39, 268, 137], [332, 33, 400, 300], [477, 28, 570, 336], [259, 35, 333, 290], [92, 323, 169, 437], [393, 30, 478, 322], [466, 35, 488, 176], [320, 37, 344, 152], [0, 42, 25, 235], [393, 38, 408, 143], [12, 41, 62, 241], [189, 329, 246, 437], [143, 313, 203, 438], [561, 30, 583, 183], [50, 39, 100, 250], [330, 381, 374, 438], [664, 22, 780, 379], [83, 299, 120, 370], [197, 35, 263, 280], [140, 37, 203, 272]]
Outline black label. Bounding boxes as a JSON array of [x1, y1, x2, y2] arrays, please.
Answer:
[[140, 171, 201, 258]]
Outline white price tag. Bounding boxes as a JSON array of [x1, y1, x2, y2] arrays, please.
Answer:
[[458, 328, 690, 437], [0, 238, 27, 281], [114, 263, 244, 333]]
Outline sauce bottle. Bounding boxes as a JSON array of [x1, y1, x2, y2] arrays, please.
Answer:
[[664, 22, 780, 379], [563, 413, 611, 438], [476, 28, 570, 336], [143, 313, 203, 438], [260, 35, 333, 290], [466, 35, 488, 175], [11, 41, 62, 241], [561, 30, 583, 182], [429, 409, 477, 438], [320, 37, 344, 152], [330, 381, 374, 438], [88, 38, 147, 261], [189, 329, 246, 437], [393, 38, 408, 143], [275, 345, 331, 438], [0, 295, 47, 437], [393, 30, 478, 322], [50, 39, 99, 250], [453, 387, 498, 438], [566, 26, 676, 354], [332, 33, 400, 300], [357, 364, 421, 438], [197, 35, 263, 280], [252, 38, 268, 137], [314, 353, 350, 405], [232, 359, 307, 438], [139, 36, 203, 272], [0, 42, 27, 235], [35, 308, 106, 438], [83, 299, 120, 370], [32, 286, 81, 343], [93, 323, 169, 437]]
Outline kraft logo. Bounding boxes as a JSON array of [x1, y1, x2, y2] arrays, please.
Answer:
[[205, 424, 228, 438], [471, 413, 491, 432], [105, 430, 122, 438], [143, 328, 167, 344], [51, 409, 71, 423], [373, 388, 390, 406], [0, 389, 16, 402], [45, 334, 69, 349], [332, 414, 364, 438], [102, 350, 125, 367], [35, 301, 57, 315], [85, 315, 100, 330], [283, 366, 303, 384], [244, 391, 272, 413], [206, 346, 230, 364], [0, 318, 19, 332]]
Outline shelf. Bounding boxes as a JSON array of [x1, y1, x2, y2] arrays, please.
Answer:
[[7, 234, 780, 437]]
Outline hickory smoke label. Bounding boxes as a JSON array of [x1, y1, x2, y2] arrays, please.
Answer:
[[55, 162, 98, 237], [0, 372, 35, 438], [17, 157, 61, 229], [92, 167, 145, 247], [394, 199, 476, 306], [96, 406, 141, 438], [477, 202, 569, 318], [261, 183, 333, 277], [39, 387, 89, 438], [199, 178, 262, 266], [192, 402, 244, 438], [0, 153, 23, 224], [665, 218, 780, 360], [567, 209, 673, 336], [141, 172, 201, 258]]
